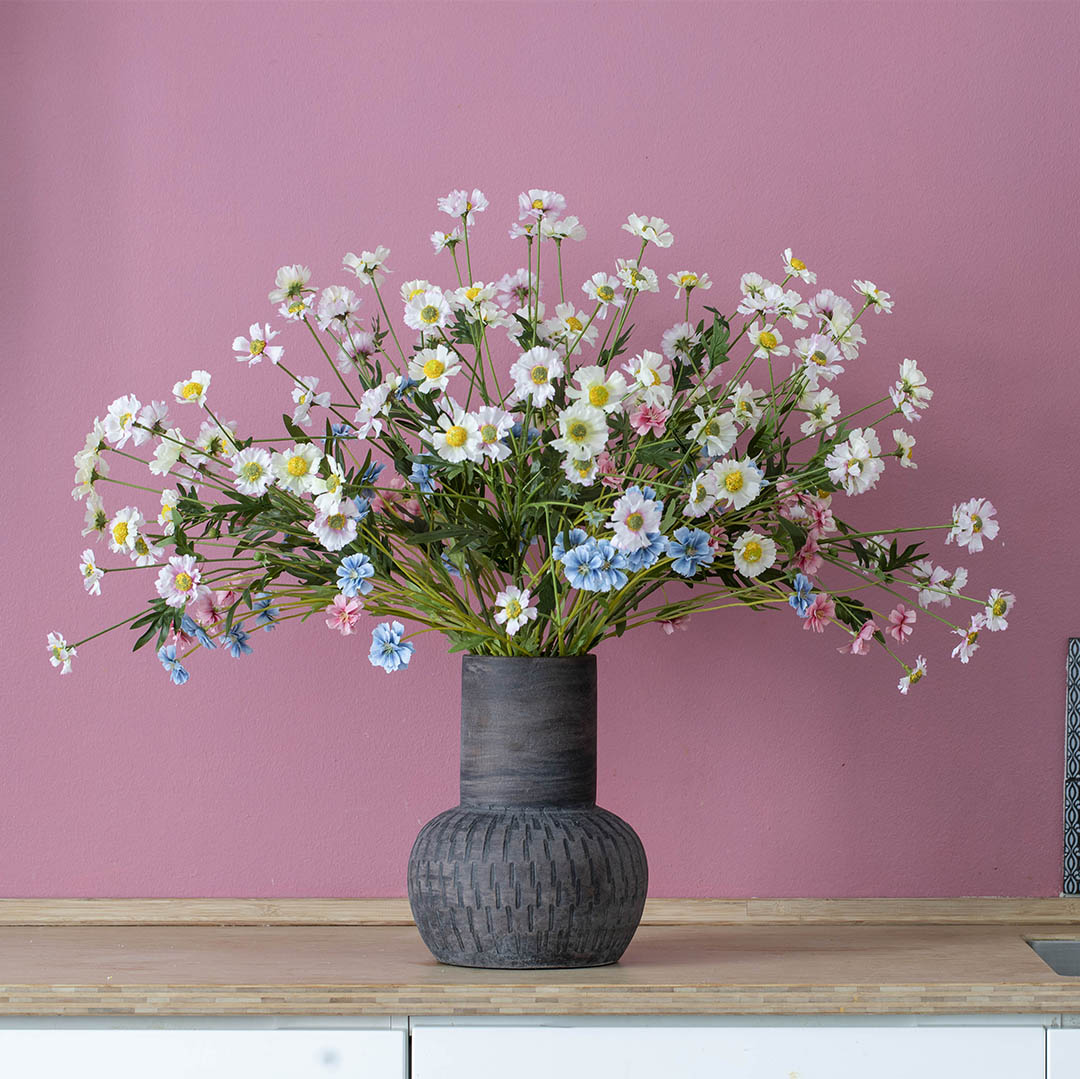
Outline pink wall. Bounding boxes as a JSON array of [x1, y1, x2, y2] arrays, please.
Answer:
[[6, 1, 1079, 898]]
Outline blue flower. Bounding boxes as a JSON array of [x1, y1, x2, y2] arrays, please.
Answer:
[[562, 541, 604, 590], [329, 423, 356, 440], [788, 573, 816, 616], [252, 592, 279, 631], [356, 461, 384, 501], [553, 528, 588, 562], [222, 627, 253, 658], [409, 462, 436, 494], [625, 532, 669, 572], [180, 614, 216, 649], [508, 421, 541, 445], [157, 644, 190, 686], [394, 377, 419, 399], [369, 621, 414, 673], [593, 540, 629, 592], [668, 526, 714, 577], [353, 497, 372, 522], [337, 553, 375, 597]]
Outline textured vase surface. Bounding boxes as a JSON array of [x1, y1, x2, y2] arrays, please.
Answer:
[[407, 655, 648, 969]]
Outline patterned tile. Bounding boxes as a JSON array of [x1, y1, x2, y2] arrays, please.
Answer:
[[1065, 639, 1080, 894]]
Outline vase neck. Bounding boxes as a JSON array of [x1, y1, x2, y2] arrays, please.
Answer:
[[459, 656, 597, 807]]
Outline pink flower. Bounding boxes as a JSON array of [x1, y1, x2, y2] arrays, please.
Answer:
[[707, 523, 727, 551], [325, 595, 362, 635], [190, 589, 230, 628], [597, 451, 620, 488], [660, 615, 691, 634], [802, 593, 835, 633], [629, 402, 669, 437], [887, 603, 917, 643], [794, 534, 822, 575], [838, 619, 878, 655]]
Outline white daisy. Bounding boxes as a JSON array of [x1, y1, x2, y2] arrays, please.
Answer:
[[148, 428, 186, 476], [107, 505, 144, 554], [668, 270, 711, 298], [291, 376, 332, 426], [518, 189, 566, 220], [403, 287, 452, 333], [951, 614, 986, 664], [510, 346, 564, 407], [910, 560, 968, 608], [798, 387, 841, 437], [581, 272, 624, 318], [686, 470, 718, 518], [794, 333, 845, 386], [782, 249, 816, 284], [438, 188, 488, 224], [609, 487, 662, 552], [983, 589, 1016, 631], [732, 531, 778, 577], [406, 344, 458, 394], [898, 656, 927, 694], [158, 489, 179, 534], [334, 331, 378, 374], [561, 455, 599, 486], [79, 548, 103, 596], [132, 400, 169, 446], [541, 302, 597, 351], [712, 457, 765, 510], [729, 381, 766, 427], [103, 394, 141, 448], [762, 284, 812, 329], [309, 456, 347, 512], [233, 322, 283, 366], [623, 350, 672, 407], [308, 499, 361, 551], [130, 532, 163, 567], [661, 322, 701, 365], [428, 405, 482, 464], [230, 447, 273, 496], [172, 370, 211, 407], [567, 365, 626, 414], [737, 272, 771, 315], [893, 429, 917, 468], [268, 264, 312, 304], [155, 554, 204, 608], [278, 292, 315, 322], [615, 258, 659, 293], [343, 246, 391, 287], [431, 226, 463, 253], [353, 384, 391, 439], [400, 279, 432, 303], [316, 285, 361, 332], [46, 632, 76, 675], [493, 586, 538, 636], [690, 406, 738, 457], [854, 279, 894, 313], [83, 492, 108, 538], [947, 497, 999, 552], [747, 320, 789, 359], [622, 213, 674, 248], [824, 427, 885, 495], [541, 215, 586, 242], [195, 418, 237, 460], [474, 406, 514, 461], [890, 358, 933, 421], [270, 442, 322, 495], [551, 403, 608, 461]]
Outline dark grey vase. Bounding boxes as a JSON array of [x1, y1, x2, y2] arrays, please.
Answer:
[[407, 655, 648, 969]]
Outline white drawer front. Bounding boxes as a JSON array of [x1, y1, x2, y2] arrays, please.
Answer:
[[0, 1030, 406, 1079], [1049, 1029, 1080, 1078], [412, 1025, 1044, 1079]]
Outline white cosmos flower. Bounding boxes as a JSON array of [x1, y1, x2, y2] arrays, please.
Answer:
[[448, 281, 497, 312], [47, 632, 76, 675], [403, 287, 451, 333], [148, 428, 186, 476], [729, 381, 765, 426], [568, 365, 626, 414], [983, 588, 1016, 631], [438, 188, 488, 224], [562, 455, 599, 486], [83, 492, 108, 538], [854, 279, 894, 313], [824, 427, 885, 495], [172, 370, 211, 407], [428, 405, 482, 463], [230, 447, 273, 496], [748, 320, 789, 359], [609, 487, 662, 552], [541, 302, 597, 352], [510, 346, 564, 407], [311, 456, 347, 512], [794, 333, 845, 386], [343, 246, 391, 287], [308, 499, 361, 551], [408, 344, 460, 394], [662, 322, 701, 365], [494, 586, 538, 636], [615, 258, 659, 293], [623, 350, 672, 407], [947, 497, 999, 552], [622, 213, 674, 248], [690, 406, 737, 457], [893, 429, 917, 468], [799, 387, 841, 437], [79, 548, 103, 595], [270, 443, 322, 495], [737, 273, 772, 315], [951, 614, 986, 664], [496, 268, 533, 310], [291, 376, 332, 426], [196, 418, 237, 460], [353, 384, 391, 439], [762, 284, 811, 329], [518, 189, 566, 220], [541, 215, 586, 242], [400, 279, 432, 303], [711, 457, 765, 511], [732, 531, 778, 577], [898, 655, 928, 694], [155, 554, 204, 609], [233, 322, 283, 366], [334, 331, 377, 374], [103, 394, 141, 448], [581, 271, 624, 318], [316, 285, 361, 331], [130, 531, 163, 567], [551, 402, 608, 461], [158, 489, 179, 534], [132, 400, 169, 446], [278, 292, 315, 322], [107, 505, 144, 554], [268, 264, 312, 304], [686, 469, 718, 517], [910, 560, 967, 608], [431, 226, 462, 253], [668, 270, 711, 298], [72, 422, 109, 500], [474, 406, 514, 461], [829, 307, 866, 360], [890, 358, 933, 421], [782, 249, 816, 284]]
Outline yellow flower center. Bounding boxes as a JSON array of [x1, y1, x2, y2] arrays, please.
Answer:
[[680, 273, 697, 286], [287, 455, 309, 477], [695, 483, 707, 502], [287, 300, 306, 315], [326, 474, 340, 492], [182, 381, 203, 400], [588, 385, 609, 407], [530, 364, 549, 385], [446, 425, 468, 448], [175, 571, 193, 592], [597, 285, 615, 302], [422, 357, 446, 380], [250, 339, 265, 355], [576, 463, 592, 478], [506, 598, 523, 619], [626, 512, 644, 531], [420, 304, 440, 324], [650, 369, 661, 386], [629, 269, 641, 285], [328, 513, 345, 530], [531, 198, 544, 210], [724, 470, 744, 493], [83, 562, 95, 577], [568, 421, 589, 442], [810, 350, 828, 366], [758, 331, 778, 350], [112, 521, 129, 545], [971, 514, 983, 533], [992, 597, 1007, 616], [566, 315, 583, 332], [52, 645, 63, 659], [134, 536, 149, 556], [790, 256, 806, 271], [480, 423, 498, 443], [241, 462, 263, 481], [741, 540, 763, 563], [966, 630, 979, 645], [704, 419, 719, 436], [465, 287, 481, 301], [120, 411, 133, 427], [161, 504, 172, 519], [408, 287, 426, 300], [908, 667, 924, 685]]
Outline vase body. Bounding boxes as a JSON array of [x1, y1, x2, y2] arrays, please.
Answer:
[[407, 655, 648, 969]]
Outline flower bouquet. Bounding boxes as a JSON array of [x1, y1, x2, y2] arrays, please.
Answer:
[[53, 187, 1014, 967]]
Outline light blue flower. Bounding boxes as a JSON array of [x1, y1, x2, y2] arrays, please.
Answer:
[[357, 462, 384, 501], [625, 532, 669, 572], [337, 553, 375, 597], [409, 462, 436, 494], [252, 593, 279, 631], [222, 627, 252, 658], [394, 377, 420, 399], [668, 526, 714, 577], [329, 423, 355, 440], [180, 614, 216, 649], [157, 644, 190, 686], [553, 528, 588, 562], [562, 541, 603, 590], [369, 621, 414, 673], [788, 573, 815, 616], [593, 540, 629, 592], [508, 421, 541, 445]]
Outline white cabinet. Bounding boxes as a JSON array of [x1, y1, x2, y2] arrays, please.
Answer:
[[1049, 1029, 1080, 1077], [0, 1029, 407, 1079], [412, 1024, 1045, 1079]]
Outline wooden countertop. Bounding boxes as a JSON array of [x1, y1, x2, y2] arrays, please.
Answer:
[[3, 913, 1080, 1016]]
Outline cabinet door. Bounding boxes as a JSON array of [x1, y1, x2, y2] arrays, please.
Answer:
[[0, 1030, 406, 1079], [1049, 1029, 1080, 1077], [411, 1024, 1044, 1079]]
